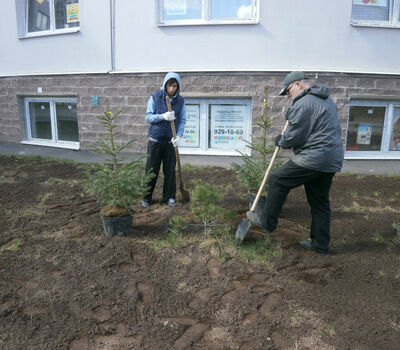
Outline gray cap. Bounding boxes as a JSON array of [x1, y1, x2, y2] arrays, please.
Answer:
[[279, 71, 308, 96]]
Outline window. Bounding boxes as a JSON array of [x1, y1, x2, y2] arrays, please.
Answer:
[[25, 0, 79, 35], [24, 98, 79, 149], [180, 98, 252, 155], [351, 0, 400, 27], [158, 0, 258, 25], [345, 100, 400, 158]]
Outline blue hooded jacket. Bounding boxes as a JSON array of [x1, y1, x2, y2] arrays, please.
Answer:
[[145, 72, 186, 142]]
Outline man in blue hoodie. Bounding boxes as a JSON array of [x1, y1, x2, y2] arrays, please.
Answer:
[[142, 72, 186, 207], [246, 71, 343, 255]]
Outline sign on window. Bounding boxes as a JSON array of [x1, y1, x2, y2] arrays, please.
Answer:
[[182, 104, 200, 148], [210, 104, 247, 150], [353, 0, 388, 7], [66, 3, 79, 23], [167, 0, 187, 15]]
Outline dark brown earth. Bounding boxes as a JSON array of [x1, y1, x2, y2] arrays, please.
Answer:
[[0, 155, 399, 350]]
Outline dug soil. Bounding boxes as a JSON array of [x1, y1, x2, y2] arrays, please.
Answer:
[[0, 155, 399, 350]]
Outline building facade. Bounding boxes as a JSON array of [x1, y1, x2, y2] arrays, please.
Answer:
[[1, 0, 400, 159]]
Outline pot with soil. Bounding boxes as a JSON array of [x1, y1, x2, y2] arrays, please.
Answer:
[[248, 188, 267, 217], [82, 99, 152, 236]]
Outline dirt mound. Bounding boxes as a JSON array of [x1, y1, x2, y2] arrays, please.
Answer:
[[0, 156, 399, 349]]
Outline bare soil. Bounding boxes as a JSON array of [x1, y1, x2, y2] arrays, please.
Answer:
[[0, 155, 399, 350]]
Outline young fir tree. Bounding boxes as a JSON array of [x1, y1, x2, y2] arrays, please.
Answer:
[[83, 99, 152, 217], [232, 86, 282, 193]]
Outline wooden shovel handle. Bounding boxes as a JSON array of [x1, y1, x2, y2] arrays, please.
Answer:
[[250, 119, 290, 212], [166, 96, 184, 185]]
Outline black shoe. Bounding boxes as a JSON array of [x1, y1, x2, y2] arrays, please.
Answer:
[[299, 241, 329, 256]]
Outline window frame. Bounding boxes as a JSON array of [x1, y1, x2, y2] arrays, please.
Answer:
[[179, 97, 252, 156], [20, 0, 80, 38], [22, 97, 80, 150], [157, 0, 259, 26], [351, 0, 400, 29], [345, 99, 400, 159]]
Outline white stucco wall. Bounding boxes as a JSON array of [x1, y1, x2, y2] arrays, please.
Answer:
[[0, 0, 111, 76], [115, 0, 400, 74], [1, 0, 400, 76]]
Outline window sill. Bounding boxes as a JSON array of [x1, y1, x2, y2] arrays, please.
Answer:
[[19, 28, 80, 39], [344, 151, 400, 159], [21, 140, 80, 150], [351, 21, 400, 29], [158, 20, 258, 27]]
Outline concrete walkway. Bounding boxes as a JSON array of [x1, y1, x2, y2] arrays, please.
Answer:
[[1, 141, 399, 175]]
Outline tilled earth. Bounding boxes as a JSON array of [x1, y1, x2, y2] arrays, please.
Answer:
[[0, 155, 399, 350]]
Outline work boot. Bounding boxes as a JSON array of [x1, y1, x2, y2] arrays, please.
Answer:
[[299, 240, 329, 256]]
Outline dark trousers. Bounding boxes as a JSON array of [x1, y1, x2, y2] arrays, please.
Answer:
[[261, 160, 334, 253], [143, 140, 176, 202]]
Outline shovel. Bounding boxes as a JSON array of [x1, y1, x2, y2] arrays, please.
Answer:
[[235, 120, 289, 244], [166, 96, 190, 203]]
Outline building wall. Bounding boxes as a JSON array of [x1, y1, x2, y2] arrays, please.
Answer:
[[2, 1, 400, 76], [1, 72, 400, 153], [0, 1, 110, 76]]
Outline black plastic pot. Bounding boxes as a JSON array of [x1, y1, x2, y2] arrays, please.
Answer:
[[248, 188, 267, 218], [100, 214, 133, 236]]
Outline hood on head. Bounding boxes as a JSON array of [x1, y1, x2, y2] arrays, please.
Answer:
[[162, 72, 181, 97]]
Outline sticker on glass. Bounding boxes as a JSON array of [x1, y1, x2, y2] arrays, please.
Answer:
[[167, 0, 187, 16]]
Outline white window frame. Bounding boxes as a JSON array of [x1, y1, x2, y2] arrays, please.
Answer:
[[351, 0, 400, 29], [179, 98, 252, 156], [19, 0, 80, 38], [157, 0, 259, 26], [22, 97, 80, 150], [345, 100, 400, 159]]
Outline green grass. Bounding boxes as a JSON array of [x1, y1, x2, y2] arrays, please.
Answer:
[[234, 237, 282, 264]]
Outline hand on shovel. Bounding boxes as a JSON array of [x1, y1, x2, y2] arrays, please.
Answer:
[[171, 136, 180, 147]]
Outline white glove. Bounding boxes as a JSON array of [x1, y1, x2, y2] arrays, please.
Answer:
[[162, 111, 175, 121], [171, 136, 180, 148]]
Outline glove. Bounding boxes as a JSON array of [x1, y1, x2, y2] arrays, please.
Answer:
[[171, 136, 180, 148], [275, 134, 282, 147], [162, 111, 175, 121]]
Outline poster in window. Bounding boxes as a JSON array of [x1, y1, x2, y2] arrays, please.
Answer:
[[182, 105, 200, 148], [66, 3, 79, 23], [352, 0, 388, 7], [390, 111, 400, 151], [210, 104, 247, 150], [167, 0, 187, 15], [356, 124, 373, 145]]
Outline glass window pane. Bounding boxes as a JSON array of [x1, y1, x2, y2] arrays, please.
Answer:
[[29, 102, 52, 140], [211, 0, 253, 20], [390, 107, 400, 151], [209, 104, 247, 150], [181, 104, 200, 148], [28, 0, 50, 33], [346, 106, 385, 151], [352, 0, 389, 21], [55, 0, 80, 29], [163, 0, 202, 21], [55, 102, 79, 141]]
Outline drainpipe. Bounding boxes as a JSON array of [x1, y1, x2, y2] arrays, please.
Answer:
[[110, 0, 115, 73]]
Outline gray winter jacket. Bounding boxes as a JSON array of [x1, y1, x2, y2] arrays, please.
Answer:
[[278, 85, 343, 173]]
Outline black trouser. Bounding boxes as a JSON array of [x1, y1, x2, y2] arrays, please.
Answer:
[[261, 160, 335, 253], [143, 140, 176, 203]]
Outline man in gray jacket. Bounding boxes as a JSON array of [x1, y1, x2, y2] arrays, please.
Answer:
[[247, 71, 343, 255]]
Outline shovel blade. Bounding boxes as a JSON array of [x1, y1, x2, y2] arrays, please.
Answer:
[[179, 186, 190, 203], [235, 218, 251, 244]]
